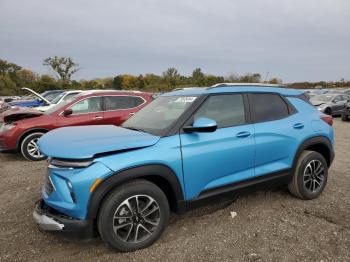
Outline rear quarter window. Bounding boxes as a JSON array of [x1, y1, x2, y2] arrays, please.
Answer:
[[104, 96, 145, 110]]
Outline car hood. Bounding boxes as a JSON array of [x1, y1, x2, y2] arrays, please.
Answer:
[[0, 106, 43, 123], [35, 105, 53, 112], [22, 87, 52, 105], [38, 125, 160, 159]]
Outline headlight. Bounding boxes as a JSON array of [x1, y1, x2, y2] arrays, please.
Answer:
[[48, 157, 94, 168], [317, 104, 327, 110]]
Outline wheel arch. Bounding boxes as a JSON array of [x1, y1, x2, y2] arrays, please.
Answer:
[[17, 128, 49, 149], [293, 136, 334, 169], [87, 164, 185, 220]]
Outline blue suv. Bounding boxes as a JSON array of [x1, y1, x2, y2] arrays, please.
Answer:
[[34, 84, 334, 252]]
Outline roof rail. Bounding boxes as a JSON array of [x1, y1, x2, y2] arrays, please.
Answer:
[[172, 87, 203, 91], [208, 83, 285, 89]]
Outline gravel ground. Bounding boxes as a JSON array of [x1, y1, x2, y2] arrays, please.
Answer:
[[1, 119, 349, 262]]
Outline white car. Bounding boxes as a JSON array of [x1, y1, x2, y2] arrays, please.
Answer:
[[23, 88, 82, 112]]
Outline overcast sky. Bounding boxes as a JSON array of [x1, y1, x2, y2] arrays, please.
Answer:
[[0, 0, 349, 82]]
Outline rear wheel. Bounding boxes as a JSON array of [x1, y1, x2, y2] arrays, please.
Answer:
[[20, 132, 47, 161], [288, 150, 328, 200], [342, 113, 348, 121], [98, 180, 170, 252]]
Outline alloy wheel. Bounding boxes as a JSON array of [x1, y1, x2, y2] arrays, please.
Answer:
[[113, 195, 160, 243], [27, 138, 44, 159], [303, 160, 325, 193]]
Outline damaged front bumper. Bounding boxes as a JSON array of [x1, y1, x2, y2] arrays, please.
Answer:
[[33, 200, 94, 238]]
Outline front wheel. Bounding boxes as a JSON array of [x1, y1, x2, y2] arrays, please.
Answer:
[[98, 180, 170, 252], [342, 113, 349, 121], [20, 132, 47, 161]]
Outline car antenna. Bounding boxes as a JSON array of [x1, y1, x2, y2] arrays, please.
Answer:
[[264, 71, 270, 83]]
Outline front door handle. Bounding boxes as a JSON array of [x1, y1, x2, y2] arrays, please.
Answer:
[[236, 131, 251, 138], [94, 116, 103, 120], [129, 112, 135, 116], [293, 123, 304, 129]]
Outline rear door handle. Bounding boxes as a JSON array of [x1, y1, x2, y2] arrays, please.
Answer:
[[293, 123, 304, 129], [236, 131, 251, 138], [129, 112, 135, 116], [94, 116, 103, 120]]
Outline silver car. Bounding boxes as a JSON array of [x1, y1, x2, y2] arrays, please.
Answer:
[[310, 94, 350, 116]]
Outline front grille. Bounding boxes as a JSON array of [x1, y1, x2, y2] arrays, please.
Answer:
[[44, 173, 55, 195]]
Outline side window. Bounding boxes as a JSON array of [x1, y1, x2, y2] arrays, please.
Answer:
[[194, 94, 246, 128], [70, 97, 102, 114], [104, 96, 145, 110], [340, 95, 348, 101], [249, 93, 289, 122], [333, 96, 341, 102]]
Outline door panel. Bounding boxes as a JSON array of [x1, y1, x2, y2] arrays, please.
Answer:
[[180, 94, 255, 200], [180, 125, 255, 199], [253, 116, 301, 176], [57, 112, 104, 127], [248, 93, 302, 177], [55, 96, 104, 128]]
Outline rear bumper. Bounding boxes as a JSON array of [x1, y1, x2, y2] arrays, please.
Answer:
[[33, 200, 94, 238]]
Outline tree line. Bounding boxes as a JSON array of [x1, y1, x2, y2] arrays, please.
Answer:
[[0, 56, 348, 96]]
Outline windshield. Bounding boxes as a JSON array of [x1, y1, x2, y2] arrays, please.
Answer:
[[44, 96, 76, 115], [50, 92, 66, 104], [123, 96, 198, 135], [311, 95, 333, 102], [42, 91, 63, 102]]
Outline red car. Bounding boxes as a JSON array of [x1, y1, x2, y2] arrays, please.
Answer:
[[0, 90, 153, 161]]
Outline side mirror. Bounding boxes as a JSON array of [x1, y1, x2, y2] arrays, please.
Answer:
[[63, 108, 73, 116], [183, 118, 217, 133]]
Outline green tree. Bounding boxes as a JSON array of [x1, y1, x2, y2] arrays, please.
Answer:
[[0, 59, 22, 76], [268, 78, 282, 84], [0, 74, 18, 95], [240, 73, 261, 83], [163, 67, 180, 89], [136, 74, 145, 89], [112, 75, 123, 90], [192, 68, 205, 86], [43, 56, 79, 83]]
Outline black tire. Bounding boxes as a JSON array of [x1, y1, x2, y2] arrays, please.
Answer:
[[341, 113, 348, 121], [98, 179, 170, 252], [20, 132, 47, 161], [324, 107, 332, 116], [288, 150, 328, 200]]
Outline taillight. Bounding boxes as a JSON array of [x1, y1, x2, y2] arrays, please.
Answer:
[[320, 114, 333, 126]]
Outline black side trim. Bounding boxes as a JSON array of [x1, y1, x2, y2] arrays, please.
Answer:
[[87, 164, 184, 219], [180, 169, 292, 212]]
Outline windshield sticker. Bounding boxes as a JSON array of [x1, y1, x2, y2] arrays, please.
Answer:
[[175, 97, 197, 103]]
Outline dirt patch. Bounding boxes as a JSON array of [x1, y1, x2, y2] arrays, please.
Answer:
[[1, 119, 349, 261]]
